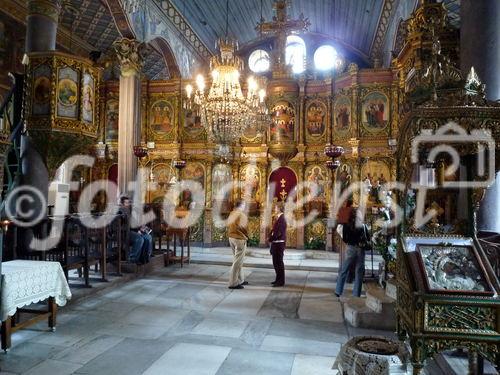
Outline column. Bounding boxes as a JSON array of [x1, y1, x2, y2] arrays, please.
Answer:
[[25, 0, 61, 52], [21, 0, 62, 220], [113, 38, 144, 196], [460, 0, 500, 232]]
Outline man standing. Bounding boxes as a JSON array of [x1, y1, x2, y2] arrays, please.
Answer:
[[227, 200, 249, 290], [269, 204, 287, 287]]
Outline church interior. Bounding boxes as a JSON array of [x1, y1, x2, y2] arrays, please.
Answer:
[[0, 0, 499, 374]]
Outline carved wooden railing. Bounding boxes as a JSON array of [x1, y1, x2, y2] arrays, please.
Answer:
[[478, 231, 500, 279]]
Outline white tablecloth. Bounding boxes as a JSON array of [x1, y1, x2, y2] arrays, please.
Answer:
[[1, 260, 72, 321]]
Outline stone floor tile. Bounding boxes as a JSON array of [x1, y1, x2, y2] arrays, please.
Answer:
[[215, 348, 294, 375], [268, 317, 348, 344], [192, 318, 249, 338], [212, 287, 271, 317], [21, 359, 82, 375], [291, 354, 337, 375], [52, 335, 124, 365], [260, 335, 342, 357], [0, 354, 44, 374], [143, 343, 231, 375], [74, 338, 174, 375], [298, 294, 344, 323]]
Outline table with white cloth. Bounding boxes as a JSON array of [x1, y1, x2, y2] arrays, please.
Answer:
[[1, 260, 72, 351]]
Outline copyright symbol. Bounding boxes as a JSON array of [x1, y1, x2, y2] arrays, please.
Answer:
[[5, 186, 47, 227]]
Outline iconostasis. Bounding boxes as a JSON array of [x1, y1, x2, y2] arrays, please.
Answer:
[[97, 64, 399, 249]]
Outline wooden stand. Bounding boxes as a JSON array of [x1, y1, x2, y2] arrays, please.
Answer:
[[164, 228, 190, 267], [1, 296, 57, 352]]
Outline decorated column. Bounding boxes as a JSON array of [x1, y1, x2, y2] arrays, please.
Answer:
[[113, 38, 144, 196], [25, 0, 61, 52], [461, 0, 500, 233], [21, 0, 62, 219]]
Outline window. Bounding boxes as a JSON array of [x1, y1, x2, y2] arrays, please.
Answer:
[[314, 45, 343, 71], [286, 35, 306, 74], [248, 49, 270, 73]]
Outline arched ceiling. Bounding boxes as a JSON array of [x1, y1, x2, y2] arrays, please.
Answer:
[[170, 0, 384, 56], [170, 0, 461, 62]]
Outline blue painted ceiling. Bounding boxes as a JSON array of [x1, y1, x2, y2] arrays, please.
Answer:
[[170, 0, 385, 56]]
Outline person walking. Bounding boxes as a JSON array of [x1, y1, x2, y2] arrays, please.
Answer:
[[335, 208, 369, 297], [269, 204, 287, 287], [227, 200, 249, 290]]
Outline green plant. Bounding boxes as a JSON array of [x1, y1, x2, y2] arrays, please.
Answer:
[[247, 235, 259, 247], [305, 237, 326, 250]]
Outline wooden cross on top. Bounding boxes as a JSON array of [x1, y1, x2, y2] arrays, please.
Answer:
[[256, 0, 310, 76]]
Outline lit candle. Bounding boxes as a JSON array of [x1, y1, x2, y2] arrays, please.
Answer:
[[185, 84, 193, 98], [196, 74, 205, 92], [258, 88, 266, 103]]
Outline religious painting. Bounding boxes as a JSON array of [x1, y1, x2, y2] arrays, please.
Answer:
[[240, 165, 260, 202], [150, 99, 173, 135], [152, 164, 176, 192], [361, 160, 390, 204], [306, 101, 326, 138], [105, 99, 119, 142], [305, 165, 327, 200], [57, 66, 79, 119], [82, 73, 94, 124], [415, 244, 493, 296], [183, 162, 205, 187], [32, 64, 52, 116], [336, 163, 353, 195], [181, 162, 205, 208], [242, 120, 264, 143], [212, 164, 233, 201], [361, 92, 388, 130], [183, 108, 203, 136], [334, 95, 351, 132], [270, 101, 295, 142]]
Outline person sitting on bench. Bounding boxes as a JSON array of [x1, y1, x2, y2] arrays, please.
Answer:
[[118, 196, 153, 264]]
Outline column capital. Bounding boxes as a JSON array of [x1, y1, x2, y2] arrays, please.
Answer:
[[113, 38, 146, 78], [27, 0, 62, 22]]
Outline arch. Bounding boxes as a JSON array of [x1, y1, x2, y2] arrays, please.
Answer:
[[269, 167, 298, 202], [150, 37, 181, 79], [102, 0, 136, 39]]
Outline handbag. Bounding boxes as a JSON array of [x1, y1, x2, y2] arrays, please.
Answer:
[[358, 224, 372, 251]]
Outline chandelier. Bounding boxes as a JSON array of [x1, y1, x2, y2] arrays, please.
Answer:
[[185, 38, 267, 145]]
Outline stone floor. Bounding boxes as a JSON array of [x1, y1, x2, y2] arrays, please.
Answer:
[[0, 263, 396, 375]]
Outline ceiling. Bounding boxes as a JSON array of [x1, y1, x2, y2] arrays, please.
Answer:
[[59, 0, 169, 80], [56, 0, 461, 77], [170, 0, 384, 56], [170, 0, 462, 59]]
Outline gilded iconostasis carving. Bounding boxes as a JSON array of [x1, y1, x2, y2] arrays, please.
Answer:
[[97, 66, 400, 248]]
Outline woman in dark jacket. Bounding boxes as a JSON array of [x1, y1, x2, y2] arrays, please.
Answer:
[[269, 204, 287, 287]]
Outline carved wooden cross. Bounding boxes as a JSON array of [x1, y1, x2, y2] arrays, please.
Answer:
[[279, 189, 288, 201], [256, 0, 310, 74]]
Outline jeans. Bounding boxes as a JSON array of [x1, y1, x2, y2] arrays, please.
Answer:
[[129, 231, 153, 263], [228, 238, 247, 287], [335, 245, 365, 297]]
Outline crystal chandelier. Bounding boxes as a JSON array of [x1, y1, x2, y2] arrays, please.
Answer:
[[185, 38, 266, 145]]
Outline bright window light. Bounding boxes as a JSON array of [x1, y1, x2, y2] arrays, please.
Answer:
[[286, 35, 306, 74], [314, 45, 342, 71], [248, 49, 270, 73]]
